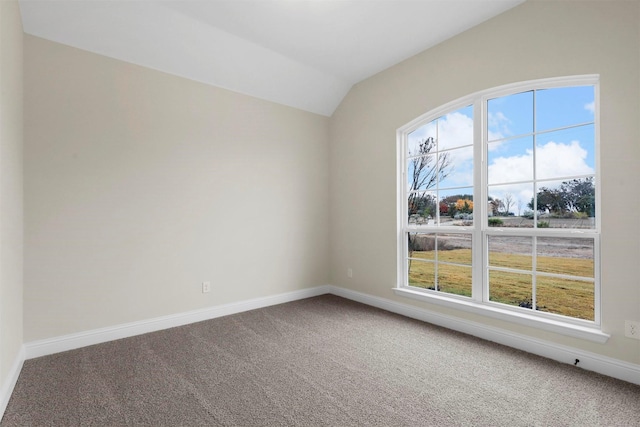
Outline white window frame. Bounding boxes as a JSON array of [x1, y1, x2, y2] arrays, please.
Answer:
[[395, 75, 608, 343]]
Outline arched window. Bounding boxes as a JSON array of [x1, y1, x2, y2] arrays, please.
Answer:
[[396, 76, 603, 340]]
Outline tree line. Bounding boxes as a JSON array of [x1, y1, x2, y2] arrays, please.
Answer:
[[528, 177, 595, 217], [408, 137, 595, 219]]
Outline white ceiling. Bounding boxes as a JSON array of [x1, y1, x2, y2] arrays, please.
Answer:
[[19, 0, 524, 116]]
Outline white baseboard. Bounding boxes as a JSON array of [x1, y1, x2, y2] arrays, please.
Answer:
[[0, 345, 25, 421], [20, 283, 640, 387], [327, 285, 640, 386], [25, 285, 330, 360]]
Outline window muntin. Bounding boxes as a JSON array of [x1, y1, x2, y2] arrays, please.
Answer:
[[407, 232, 473, 297], [486, 85, 596, 229], [399, 76, 599, 326], [535, 86, 595, 131], [404, 104, 475, 299], [406, 105, 474, 228], [488, 90, 533, 141], [486, 234, 595, 321], [487, 136, 534, 185]]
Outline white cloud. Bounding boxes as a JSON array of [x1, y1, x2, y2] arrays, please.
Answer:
[[438, 111, 473, 151], [408, 111, 474, 152], [407, 122, 436, 155], [488, 111, 509, 141], [489, 152, 532, 184], [487, 140, 594, 207], [437, 112, 474, 187], [537, 140, 593, 178], [408, 111, 474, 173], [410, 111, 593, 200], [584, 101, 595, 114]]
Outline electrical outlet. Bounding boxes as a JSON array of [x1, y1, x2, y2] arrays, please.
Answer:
[[625, 320, 640, 340], [202, 281, 211, 293], [347, 268, 353, 278]]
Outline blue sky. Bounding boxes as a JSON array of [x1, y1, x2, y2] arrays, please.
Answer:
[[407, 85, 595, 212]]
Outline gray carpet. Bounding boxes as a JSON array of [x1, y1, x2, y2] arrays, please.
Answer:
[[2, 295, 640, 426]]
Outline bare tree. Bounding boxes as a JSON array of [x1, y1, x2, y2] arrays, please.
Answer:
[[407, 137, 452, 216], [503, 193, 514, 215], [407, 136, 453, 268]]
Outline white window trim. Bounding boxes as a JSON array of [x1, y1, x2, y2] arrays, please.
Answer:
[[393, 287, 608, 343], [396, 75, 607, 343]]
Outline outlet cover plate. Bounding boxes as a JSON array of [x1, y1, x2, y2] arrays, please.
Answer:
[[624, 320, 640, 340], [202, 281, 211, 293]]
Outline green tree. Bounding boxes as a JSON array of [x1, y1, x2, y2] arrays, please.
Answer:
[[409, 193, 437, 218], [528, 177, 594, 216], [528, 187, 565, 214], [561, 177, 595, 216]]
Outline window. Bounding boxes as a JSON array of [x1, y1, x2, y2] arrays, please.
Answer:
[[397, 76, 602, 339], [406, 104, 474, 297]]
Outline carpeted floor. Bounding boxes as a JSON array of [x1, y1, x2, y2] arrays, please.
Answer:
[[2, 295, 640, 426]]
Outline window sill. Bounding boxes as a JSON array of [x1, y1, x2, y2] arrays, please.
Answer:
[[393, 287, 609, 344]]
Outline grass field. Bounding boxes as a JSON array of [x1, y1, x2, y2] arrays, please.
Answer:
[[408, 249, 594, 320]]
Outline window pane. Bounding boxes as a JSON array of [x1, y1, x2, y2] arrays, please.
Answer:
[[563, 177, 596, 224], [535, 124, 595, 181], [438, 264, 472, 297], [408, 191, 437, 224], [438, 146, 473, 188], [535, 179, 595, 229], [488, 183, 534, 226], [535, 86, 595, 132], [488, 236, 532, 270], [407, 154, 439, 191], [437, 233, 472, 265], [487, 136, 534, 185], [488, 90, 533, 141], [534, 180, 562, 225], [536, 237, 594, 278], [489, 270, 532, 308], [408, 259, 435, 290], [408, 120, 437, 156], [438, 188, 474, 226], [438, 105, 473, 150], [537, 277, 594, 321], [408, 233, 435, 260]]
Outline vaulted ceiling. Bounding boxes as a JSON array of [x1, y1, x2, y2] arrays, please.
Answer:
[[19, 0, 524, 116]]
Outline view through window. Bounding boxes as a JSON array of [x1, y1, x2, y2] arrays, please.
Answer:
[[399, 76, 599, 324]]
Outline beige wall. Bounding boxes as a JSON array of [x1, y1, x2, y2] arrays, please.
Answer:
[[0, 0, 24, 384], [19, 0, 640, 367], [330, 0, 640, 364], [24, 36, 329, 341]]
